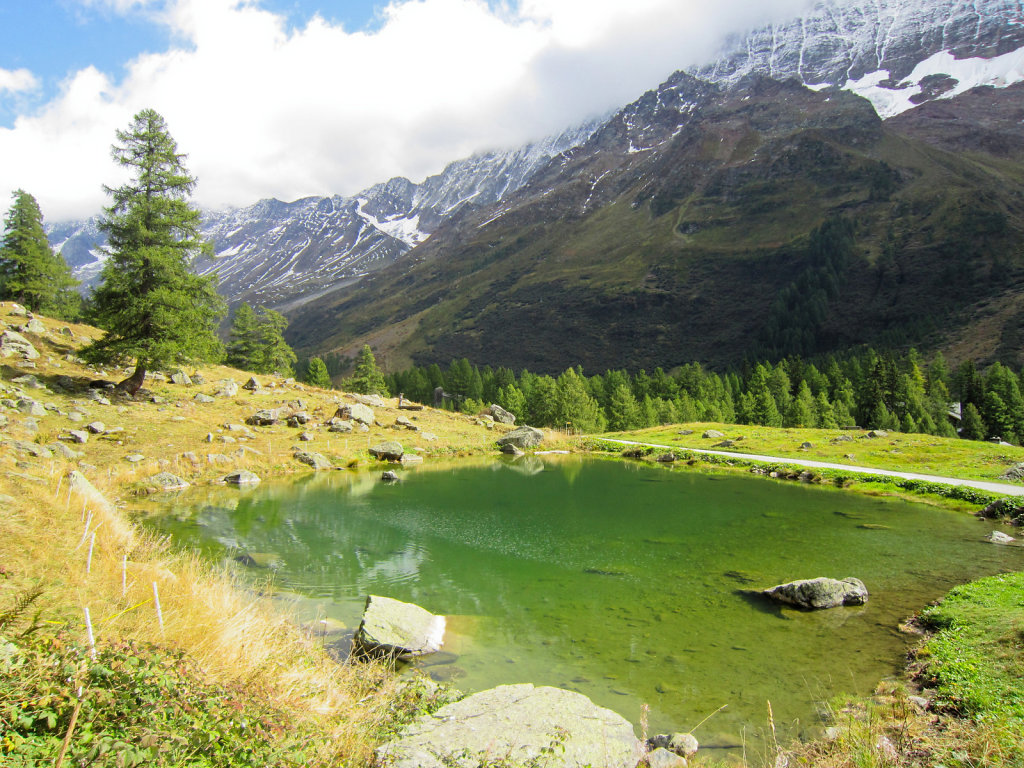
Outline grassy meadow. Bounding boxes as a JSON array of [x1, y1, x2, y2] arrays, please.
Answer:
[[1, 301, 1023, 767]]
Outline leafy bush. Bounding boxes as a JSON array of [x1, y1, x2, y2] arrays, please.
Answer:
[[0, 632, 321, 767]]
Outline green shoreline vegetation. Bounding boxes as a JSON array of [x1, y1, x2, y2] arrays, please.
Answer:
[[1, 304, 1022, 766]]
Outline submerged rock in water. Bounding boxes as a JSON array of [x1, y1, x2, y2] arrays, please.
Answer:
[[355, 595, 445, 658], [761, 577, 868, 610], [377, 683, 642, 768], [987, 530, 1015, 544]]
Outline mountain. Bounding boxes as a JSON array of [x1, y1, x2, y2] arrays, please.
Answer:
[[282, 0, 1024, 372], [49, 121, 600, 306], [49, 0, 1024, 373]]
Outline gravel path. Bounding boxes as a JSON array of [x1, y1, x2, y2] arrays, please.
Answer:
[[602, 438, 1024, 496]]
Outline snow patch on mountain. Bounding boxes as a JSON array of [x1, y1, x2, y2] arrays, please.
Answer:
[[846, 46, 1024, 117]]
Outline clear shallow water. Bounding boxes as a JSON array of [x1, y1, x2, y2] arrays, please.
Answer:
[[140, 456, 1024, 749]]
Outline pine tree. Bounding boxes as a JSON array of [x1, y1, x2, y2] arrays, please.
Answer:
[[304, 357, 332, 389], [786, 381, 817, 428], [554, 368, 606, 433], [347, 344, 389, 395], [813, 391, 838, 428], [497, 384, 526, 420], [255, 307, 296, 375], [85, 109, 224, 393], [607, 383, 642, 431], [0, 190, 77, 315], [960, 402, 987, 441], [226, 303, 261, 369], [225, 303, 296, 375]]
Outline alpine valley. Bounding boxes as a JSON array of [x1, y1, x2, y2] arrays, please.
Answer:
[[50, 0, 1024, 373]]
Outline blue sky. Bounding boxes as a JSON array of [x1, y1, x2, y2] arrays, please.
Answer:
[[0, 1, 383, 120], [0, 0, 815, 221]]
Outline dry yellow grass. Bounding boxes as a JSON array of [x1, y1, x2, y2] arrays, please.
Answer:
[[0, 301, 551, 763]]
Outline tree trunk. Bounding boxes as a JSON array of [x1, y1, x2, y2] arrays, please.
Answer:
[[117, 364, 147, 396]]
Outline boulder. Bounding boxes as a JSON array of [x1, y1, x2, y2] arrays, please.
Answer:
[[298, 431, 314, 441], [350, 393, 387, 407], [377, 684, 642, 768], [216, 380, 239, 397], [486, 404, 516, 425], [7, 303, 27, 316], [149, 472, 189, 491], [400, 454, 424, 466], [336, 403, 374, 425], [979, 497, 1024, 519], [646, 747, 688, 768], [500, 442, 525, 456], [11, 374, 43, 389], [286, 412, 311, 427], [246, 409, 279, 426], [987, 531, 1016, 544], [224, 470, 261, 486], [370, 441, 404, 462], [17, 399, 46, 417], [702, 429, 724, 439], [395, 415, 418, 430], [170, 371, 192, 386], [194, 393, 215, 404], [761, 577, 868, 610], [328, 419, 354, 433], [293, 450, 332, 470], [66, 430, 89, 444], [648, 733, 699, 758], [999, 463, 1024, 482], [242, 377, 261, 391], [85, 422, 105, 434], [712, 440, 735, 448], [382, 470, 400, 483], [1, 331, 39, 359], [356, 595, 445, 658], [421, 432, 438, 441], [22, 318, 46, 334], [496, 426, 544, 450]]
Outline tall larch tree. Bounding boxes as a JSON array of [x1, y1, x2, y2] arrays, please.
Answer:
[[0, 189, 77, 315], [85, 109, 225, 393]]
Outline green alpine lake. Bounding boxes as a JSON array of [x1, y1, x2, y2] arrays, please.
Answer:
[[139, 456, 1024, 750]]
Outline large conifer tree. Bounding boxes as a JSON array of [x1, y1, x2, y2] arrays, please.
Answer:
[[0, 190, 77, 315], [86, 109, 224, 393]]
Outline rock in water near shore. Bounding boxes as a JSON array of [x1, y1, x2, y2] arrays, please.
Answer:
[[378, 684, 642, 768], [987, 531, 1016, 544], [761, 577, 868, 609], [224, 470, 261, 486], [496, 426, 544, 450], [355, 595, 445, 658], [648, 732, 699, 758], [369, 441, 404, 462]]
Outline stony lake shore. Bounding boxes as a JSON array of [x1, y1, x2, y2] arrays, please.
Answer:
[[2, 300, 1023, 767]]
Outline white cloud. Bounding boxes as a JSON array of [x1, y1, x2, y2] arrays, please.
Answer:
[[0, 0, 814, 221], [0, 68, 39, 95]]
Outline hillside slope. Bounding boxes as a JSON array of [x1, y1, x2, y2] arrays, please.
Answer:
[[286, 78, 1024, 372]]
